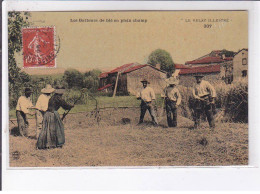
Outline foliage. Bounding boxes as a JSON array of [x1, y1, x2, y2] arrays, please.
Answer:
[[63, 69, 84, 89], [219, 49, 236, 58], [147, 49, 175, 73], [8, 11, 32, 108], [84, 69, 101, 79], [62, 68, 101, 92], [83, 69, 101, 92]]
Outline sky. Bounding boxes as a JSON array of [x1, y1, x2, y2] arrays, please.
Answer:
[[16, 11, 248, 74]]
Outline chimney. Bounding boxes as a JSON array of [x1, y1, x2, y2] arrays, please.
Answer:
[[155, 64, 161, 69]]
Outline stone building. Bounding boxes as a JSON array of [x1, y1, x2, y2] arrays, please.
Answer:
[[182, 49, 241, 84], [178, 64, 223, 87], [98, 63, 167, 95], [232, 48, 248, 80]]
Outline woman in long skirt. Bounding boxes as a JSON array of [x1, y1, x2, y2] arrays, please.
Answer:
[[36, 87, 73, 149]]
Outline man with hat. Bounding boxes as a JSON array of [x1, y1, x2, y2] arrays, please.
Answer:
[[192, 74, 216, 129], [162, 77, 182, 127], [137, 79, 158, 126], [35, 84, 55, 139], [16, 88, 34, 137]]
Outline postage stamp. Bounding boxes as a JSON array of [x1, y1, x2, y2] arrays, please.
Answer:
[[22, 27, 57, 68]]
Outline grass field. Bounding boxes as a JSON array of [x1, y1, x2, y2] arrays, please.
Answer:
[[9, 107, 248, 167], [9, 95, 164, 119]]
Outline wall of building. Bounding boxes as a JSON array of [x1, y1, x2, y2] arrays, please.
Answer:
[[99, 77, 107, 88], [233, 50, 248, 80], [116, 73, 128, 94], [127, 66, 167, 95], [179, 72, 223, 87]]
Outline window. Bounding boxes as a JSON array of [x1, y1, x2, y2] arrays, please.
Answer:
[[242, 58, 247, 65], [242, 70, 247, 77]]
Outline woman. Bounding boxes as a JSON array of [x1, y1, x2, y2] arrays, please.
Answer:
[[36, 87, 73, 149]]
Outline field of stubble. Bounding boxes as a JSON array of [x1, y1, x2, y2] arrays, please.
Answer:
[[9, 108, 248, 167]]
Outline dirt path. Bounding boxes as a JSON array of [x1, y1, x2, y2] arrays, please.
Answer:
[[9, 108, 248, 167]]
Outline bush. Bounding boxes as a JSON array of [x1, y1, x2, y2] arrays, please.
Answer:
[[64, 69, 84, 89], [223, 79, 248, 123]]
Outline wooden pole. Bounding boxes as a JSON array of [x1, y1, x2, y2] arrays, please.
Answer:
[[112, 72, 120, 98]]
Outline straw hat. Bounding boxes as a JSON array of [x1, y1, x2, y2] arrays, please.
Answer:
[[41, 84, 55, 94], [140, 79, 150, 84], [54, 86, 66, 94], [167, 77, 179, 85]]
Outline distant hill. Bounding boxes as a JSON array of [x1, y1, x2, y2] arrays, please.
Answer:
[[21, 67, 96, 76]]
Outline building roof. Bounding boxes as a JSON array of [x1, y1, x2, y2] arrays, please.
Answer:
[[108, 62, 142, 74], [97, 83, 113, 91], [186, 56, 225, 65], [185, 49, 235, 65], [99, 63, 166, 78], [99, 72, 109, 78], [123, 64, 147, 73], [179, 64, 220, 75], [98, 63, 141, 78], [234, 48, 248, 57], [175, 64, 190, 69], [224, 57, 233, 61]]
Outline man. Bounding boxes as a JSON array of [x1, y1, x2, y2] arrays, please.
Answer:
[[162, 78, 182, 127], [137, 79, 158, 126], [192, 75, 216, 129], [16, 88, 34, 137], [35, 84, 55, 139]]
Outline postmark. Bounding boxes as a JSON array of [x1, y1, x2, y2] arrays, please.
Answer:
[[22, 27, 59, 68]]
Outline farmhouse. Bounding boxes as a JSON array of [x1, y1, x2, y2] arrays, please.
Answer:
[[232, 48, 248, 80], [98, 63, 167, 95], [183, 49, 249, 84]]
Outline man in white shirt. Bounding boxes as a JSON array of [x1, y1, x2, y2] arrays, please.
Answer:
[[192, 75, 216, 129], [137, 79, 158, 126], [35, 84, 55, 139], [162, 78, 182, 127], [16, 88, 34, 137]]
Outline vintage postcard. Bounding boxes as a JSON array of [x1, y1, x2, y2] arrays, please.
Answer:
[[7, 10, 248, 167]]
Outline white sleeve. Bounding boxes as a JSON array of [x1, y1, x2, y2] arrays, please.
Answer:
[[206, 82, 216, 98], [150, 88, 156, 100], [176, 89, 182, 106], [192, 88, 200, 99]]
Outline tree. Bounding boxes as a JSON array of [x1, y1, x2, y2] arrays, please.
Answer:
[[147, 49, 175, 72], [83, 69, 101, 92], [84, 69, 101, 79], [63, 69, 84, 89], [220, 49, 236, 58], [8, 12, 31, 108]]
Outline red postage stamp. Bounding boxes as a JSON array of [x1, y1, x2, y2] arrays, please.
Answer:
[[22, 27, 56, 68]]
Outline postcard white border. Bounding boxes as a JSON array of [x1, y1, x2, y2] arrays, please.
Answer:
[[2, 0, 260, 190]]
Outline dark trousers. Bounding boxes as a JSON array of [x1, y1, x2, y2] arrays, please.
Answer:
[[194, 99, 215, 128], [139, 101, 158, 125], [16, 110, 29, 137], [165, 100, 177, 127]]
